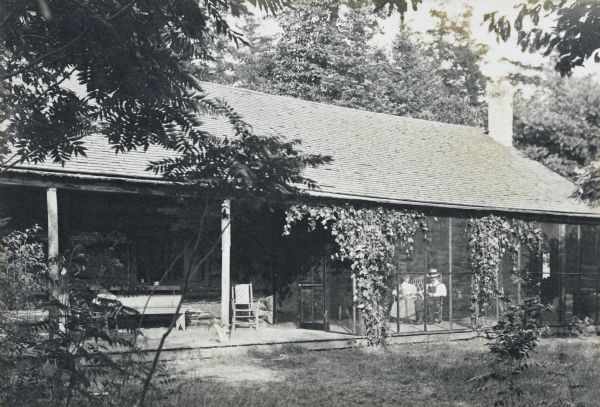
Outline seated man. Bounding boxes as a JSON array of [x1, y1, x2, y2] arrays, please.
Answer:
[[426, 269, 447, 323], [427, 269, 447, 298], [414, 269, 447, 324]]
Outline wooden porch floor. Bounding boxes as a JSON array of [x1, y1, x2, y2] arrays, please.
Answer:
[[134, 323, 356, 351]]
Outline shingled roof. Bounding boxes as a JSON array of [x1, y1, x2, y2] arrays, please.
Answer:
[[6, 82, 599, 218]]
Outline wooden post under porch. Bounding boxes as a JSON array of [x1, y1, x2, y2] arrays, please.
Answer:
[[47, 187, 59, 282], [46, 187, 69, 330], [221, 199, 231, 328]]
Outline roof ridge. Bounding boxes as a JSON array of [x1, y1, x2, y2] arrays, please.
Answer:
[[201, 81, 486, 133]]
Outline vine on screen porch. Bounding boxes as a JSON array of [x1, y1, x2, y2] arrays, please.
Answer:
[[467, 216, 542, 327], [283, 204, 428, 346]]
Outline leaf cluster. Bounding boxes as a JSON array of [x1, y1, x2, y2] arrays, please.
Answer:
[[484, 0, 600, 76]]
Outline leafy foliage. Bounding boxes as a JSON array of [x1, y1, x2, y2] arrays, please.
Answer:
[[0, 0, 290, 166], [1, 225, 49, 310], [467, 217, 542, 327], [284, 204, 427, 345], [565, 315, 592, 337], [217, 1, 486, 126], [575, 159, 600, 206], [487, 297, 545, 368], [0, 227, 146, 407], [224, 2, 392, 108], [387, 28, 484, 126], [485, 0, 600, 75], [1, 3, 333, 403], [372, 0, 422, 18], [514, 73, 600, 181], [470, 297, 547, 407], [1, 0, 330, 220], [425, 7, 488, 110]]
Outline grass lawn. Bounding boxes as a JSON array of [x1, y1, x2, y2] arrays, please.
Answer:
[[149, 337, 600, 407]]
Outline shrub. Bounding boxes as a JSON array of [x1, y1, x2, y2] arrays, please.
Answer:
[[487, 296, 545, 369], [566, 316, 592, 338], [1, 225, 49, 311], [468, 297, 548, 406], [0, 227, 148, 407]]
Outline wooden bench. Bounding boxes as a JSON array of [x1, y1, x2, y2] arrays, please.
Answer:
[[115, 294, 187, 330]]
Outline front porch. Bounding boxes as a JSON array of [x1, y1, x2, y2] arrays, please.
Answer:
[[3, 183, 600, 350]]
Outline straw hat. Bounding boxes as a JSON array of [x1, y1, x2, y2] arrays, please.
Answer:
[[427, 268, 440, 279]]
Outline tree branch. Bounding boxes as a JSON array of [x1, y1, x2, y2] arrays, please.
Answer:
[[1, 30, 86, 80], [16, 66, 78, 109], [0, 5, 18, 31], [0, 134, 86, 173], [72, 0, 136, 31], [138, 210, 230, 407], [106, 0, 137, 21]]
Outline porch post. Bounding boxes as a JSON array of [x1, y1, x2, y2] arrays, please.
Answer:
[[558, 224, 567, 324], [516, 245, 522, 305], [221, 199, 231, 325], [495, 265, 500, 322], [351, 275, 357, 335], [448, 218, 453, 330], [47, 187, 67, 331], [47, 188, 59, 284]]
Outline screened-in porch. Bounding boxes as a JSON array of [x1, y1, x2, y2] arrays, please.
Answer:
[[381, 217, 600, 335], [277, 215, 600, 336]]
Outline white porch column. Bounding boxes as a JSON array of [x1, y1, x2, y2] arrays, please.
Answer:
[[47, 188, 59, 282], [221, 199, 231, 325], [47, 187, 66, 331]]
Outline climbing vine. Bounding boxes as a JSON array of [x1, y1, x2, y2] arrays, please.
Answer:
[[467, 216, 542, 327], [284, 204, 428, 346], [284, 205, 543, 344]]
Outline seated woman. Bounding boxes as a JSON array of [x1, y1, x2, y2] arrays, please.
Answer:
[[390, 277, 418, 323]]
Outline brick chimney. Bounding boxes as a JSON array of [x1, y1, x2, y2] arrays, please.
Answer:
[[486, 80, 514, 147]]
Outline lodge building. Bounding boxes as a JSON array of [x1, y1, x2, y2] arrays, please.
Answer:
[[2, 82, 599, 338]]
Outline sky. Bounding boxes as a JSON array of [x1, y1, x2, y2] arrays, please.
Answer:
[[243, 0, 600, 82], [375, 0, 546, 79]]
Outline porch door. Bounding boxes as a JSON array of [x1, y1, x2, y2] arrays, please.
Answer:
[[298, 260, 329, 330]]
